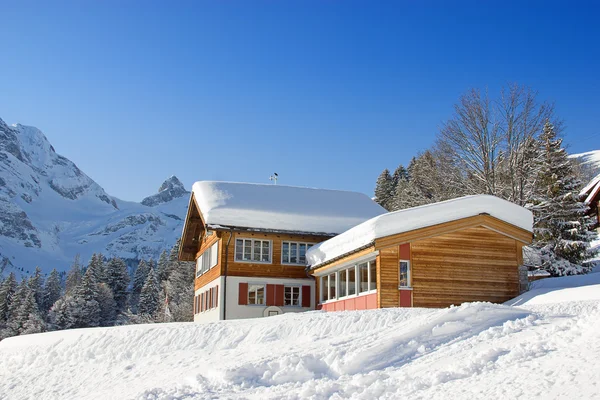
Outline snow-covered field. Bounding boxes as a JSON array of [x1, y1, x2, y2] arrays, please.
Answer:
[[2, 276, 600, 399]]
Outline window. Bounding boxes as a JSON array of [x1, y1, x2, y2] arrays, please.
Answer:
[[320, 276, 328, 302], [248, 284, 265, 305], [235, 239, 271, 263], [328, 273, 336, 300], [369, 260, 377, 291], [348, 267, 356, 296], [358, 262, 369, 293], [399, 260, 410, 287], [284, 286, 301, 306], [196, 242, 219, 277], [338, 269, 347, 298], [282, 242, 314, 264]]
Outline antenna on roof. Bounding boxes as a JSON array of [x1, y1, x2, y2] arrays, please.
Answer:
[[269, 172, 279, 185]]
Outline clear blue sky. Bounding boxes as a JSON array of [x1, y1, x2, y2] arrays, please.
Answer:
[[2, 1, 599, 201]]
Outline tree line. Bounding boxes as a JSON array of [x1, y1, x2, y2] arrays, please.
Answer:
[[0, 240, 194, 340], [374, 84, 598, 276]]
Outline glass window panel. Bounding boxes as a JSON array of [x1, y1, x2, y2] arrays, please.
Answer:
[[299, 244, 307, 264], [338, 269, 347, 298], [359, 263, 369, 293], [253, 241, 262, 261], [235, 240, 243, 260], [328, 273, 336, 300], [256, 286, 265, 304], [262, 241, 270, 262], [292, 287, 300, 306], [400, 261, 409, 287], [290, 243, 298, 264], [321, 276, 328, 302], [369, 260, 377, 291], [348, 267, 356, 296], [282, 242, 289, 263], [243, 240, 252, 260]]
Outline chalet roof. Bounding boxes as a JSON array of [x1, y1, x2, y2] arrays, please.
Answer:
[[306, 194, 534, 268], [580, 174, 600, 205], [190, 181, 387, 235]]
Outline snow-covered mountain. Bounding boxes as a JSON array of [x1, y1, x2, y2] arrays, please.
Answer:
[[0, 118, 189, 277]]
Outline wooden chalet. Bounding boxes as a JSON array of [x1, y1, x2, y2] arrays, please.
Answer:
[[580, 174, 600, 231], [306, 195, 534, 310], [178, 181, 386, 322]]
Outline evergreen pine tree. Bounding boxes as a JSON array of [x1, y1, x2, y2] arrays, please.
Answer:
[[164, 240, 195, 322], [73, 267, 101, 327], [393, 178, 431, 210], [0, 272, 18, 324], [138, 270, 160, 318], [28, 267, 45, 311], [392, 164, 409, 188], [130, 260, 150, 310], [87, 253, 107, 284], [157, 250, 169, 283], [43, 269, 63, 312], [97, 283, 116, 326], [48, 297, 75, 331], [18, 291, 46, 335], [65, 255, 83, 295], [374, 169, 394, 211], [104, 257, 129, 313], [528, 121, 598, 275]]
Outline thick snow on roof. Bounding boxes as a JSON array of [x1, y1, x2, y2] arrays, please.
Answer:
[[307, 194, 533, 267], [191, 181, 387, 234]]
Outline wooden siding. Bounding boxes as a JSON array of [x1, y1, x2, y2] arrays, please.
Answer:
[[377, 246, 399, 308], [410, 226, 520, 308], [224, 231, 328, 280]]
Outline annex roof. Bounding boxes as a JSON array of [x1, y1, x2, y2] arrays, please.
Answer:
[[580, 174, 600, 205], [306, 194, 534, 268], [190, 181, 387, 235]]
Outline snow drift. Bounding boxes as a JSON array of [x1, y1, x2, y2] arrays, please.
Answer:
[[2, 274, 600, 399]]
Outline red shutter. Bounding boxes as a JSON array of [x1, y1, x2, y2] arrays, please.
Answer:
[[399, 243, 410, 260], [266, 284, 275, 306], [205, 291, 208, 310], [275, 284, 285, 306], [238, 282, 248, 305], [215, 285, 219, 307], [193, 295, 197, 314], [200, 293, 204, 312], [302, 285, 311, 307], [209, 288, 213, 309]]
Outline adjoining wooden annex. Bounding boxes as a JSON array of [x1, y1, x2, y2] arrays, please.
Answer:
[[306, 195, 534, 310]]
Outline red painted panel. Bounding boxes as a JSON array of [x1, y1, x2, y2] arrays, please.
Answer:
[[301, 286, 311, 307], [266, 284, 276, 306], [399, 290, 412, 307], [355, 295, 367, 310], [346, 298, 356, 311], [366, 293, 378, 309], [201, 293, 205, 312], [399, 243, 410, 260], [238, 283, 248, 305], [335, 300, 344, 311], [275, 285, 285, 306], [215, 286, 218, 307]]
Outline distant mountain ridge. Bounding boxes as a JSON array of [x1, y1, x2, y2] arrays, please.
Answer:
[[0, 118, 189, 278]]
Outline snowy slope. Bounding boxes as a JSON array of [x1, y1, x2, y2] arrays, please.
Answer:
[[1, 275, 600, 399], [0, 118, 189, 276]]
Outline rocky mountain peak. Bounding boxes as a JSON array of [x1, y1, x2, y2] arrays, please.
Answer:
[[141, 176, 189, 207]]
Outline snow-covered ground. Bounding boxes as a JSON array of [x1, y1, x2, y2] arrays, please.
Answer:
[[2, 275, 600, 399]]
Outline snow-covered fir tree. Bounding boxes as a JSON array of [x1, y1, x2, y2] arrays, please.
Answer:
[[138, 270, 160, 318], [0, 273, 18, 323], [65, 255, 83, 295], [130, 259, 151, 310], [104, 257, 129, 314], [393, 178, 431, 211], [42, 269, 63, 312], [528, 121, 598, 275], [73, 267, 102, 328], [87, 253, 107, 284], [28, 266, 45, 311], [157, 250, 169, 283], [374, 169, 394, 211], [97, 283, 116, 326]]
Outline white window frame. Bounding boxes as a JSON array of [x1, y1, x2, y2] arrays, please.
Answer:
[[283, 285, 301, 307], [318, 256, 378, 304], [210, 242, 219, 269], [281, 241, 315, 265], [235, 238, 272, 264], [247, 283, 266, 305], [196, 241, 219, 277], [399, 260, 411, 288]]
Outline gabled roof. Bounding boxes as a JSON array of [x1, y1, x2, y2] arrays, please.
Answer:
[[306, 195, 534, 268], [190, 181, 387, 235]]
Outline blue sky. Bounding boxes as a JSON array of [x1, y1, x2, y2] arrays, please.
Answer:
[[1, 1, 599, 201]]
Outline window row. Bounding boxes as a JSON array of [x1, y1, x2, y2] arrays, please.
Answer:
[[238, 282, 311, 307], [194, 285, 218, 314], [320, 259, 377, 303], [196, 241, 219, 277], [234, 239, 316, 265]]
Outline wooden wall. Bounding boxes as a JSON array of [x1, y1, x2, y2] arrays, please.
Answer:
[[377, 247, 399, 308], [410, 226, 520, 308]]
